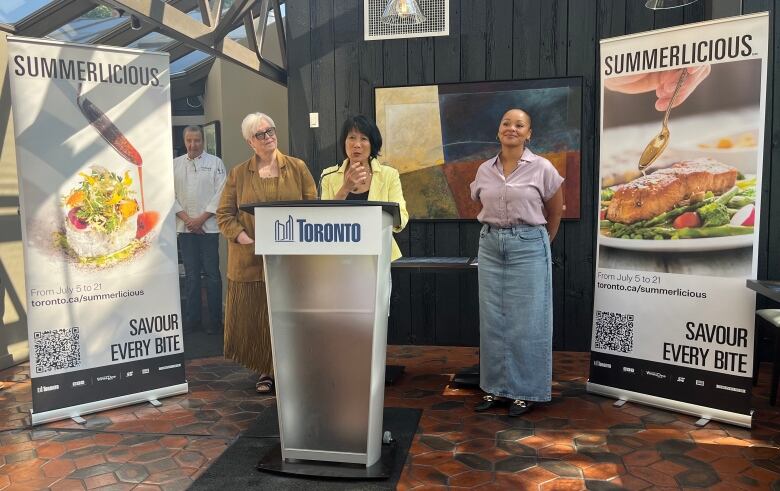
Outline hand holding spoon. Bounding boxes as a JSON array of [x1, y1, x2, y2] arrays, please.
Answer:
[[638, 69, 689, 172]]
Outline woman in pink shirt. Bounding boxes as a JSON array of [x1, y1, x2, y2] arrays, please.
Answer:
[[469, 108, 564, 417]]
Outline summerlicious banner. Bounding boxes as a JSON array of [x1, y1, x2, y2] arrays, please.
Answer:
[[590, 13, 768, 427], [7, 37, 186, 424]]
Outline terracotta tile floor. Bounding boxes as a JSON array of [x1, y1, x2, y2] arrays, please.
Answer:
[[1, 347, 780, 490]]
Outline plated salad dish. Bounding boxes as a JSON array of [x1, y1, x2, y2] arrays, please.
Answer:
[[59, 166, 143, 264], [600, 158, 755, 244]]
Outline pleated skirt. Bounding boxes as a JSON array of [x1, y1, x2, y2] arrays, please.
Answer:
[[223, 280, 273, 374]]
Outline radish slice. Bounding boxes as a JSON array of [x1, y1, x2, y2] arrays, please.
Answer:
[[68, 207, 88, 230], [730, 204, 755, 226]]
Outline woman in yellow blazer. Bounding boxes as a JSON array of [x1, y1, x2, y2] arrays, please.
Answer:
[[320, 115, 408, 260], [216, 112, 316, 393]]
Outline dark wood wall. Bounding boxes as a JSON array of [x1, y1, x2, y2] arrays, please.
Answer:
[[286, 0, 777, 350]]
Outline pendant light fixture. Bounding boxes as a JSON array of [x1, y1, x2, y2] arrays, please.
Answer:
[[645, 0, 700, 9], [380, 0, 426, 25]]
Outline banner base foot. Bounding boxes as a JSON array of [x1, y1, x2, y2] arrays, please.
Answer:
[[613, 399, 627, 408], [149, 399, 162, 407], [587, 381, 752, 428], [695, 417, 711, 427], [71, 416, 86, 424], [31, 382, 189, 425]]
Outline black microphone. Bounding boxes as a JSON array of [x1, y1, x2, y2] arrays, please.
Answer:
[[318, 166, 341, 199]]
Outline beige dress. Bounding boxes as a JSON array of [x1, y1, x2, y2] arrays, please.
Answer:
[[216, 151, 316, 373]]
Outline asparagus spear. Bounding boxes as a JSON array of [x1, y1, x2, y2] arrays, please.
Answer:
[[714, 186, 740, 205], [642, 198, 712, 227], [673, 225, 753, 239], [727, 196, 755, 208], [736, 178, 756, 189]]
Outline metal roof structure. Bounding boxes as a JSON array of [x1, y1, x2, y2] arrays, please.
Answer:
[[0, 0, 287, 103]]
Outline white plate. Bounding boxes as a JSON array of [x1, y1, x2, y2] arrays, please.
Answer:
[[672, 128, 759, 175], [599, 233, 753, 252]]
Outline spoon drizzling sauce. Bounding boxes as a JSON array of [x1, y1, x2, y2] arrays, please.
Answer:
[[638, 70, 689, 174], [76, 84, 158, 238]]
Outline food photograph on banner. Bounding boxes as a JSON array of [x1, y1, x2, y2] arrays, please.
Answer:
[[599, 48, 762, 278], [7, 38, 186, 423], [590, 13, 768, 427], [375, 78, 582, 220]]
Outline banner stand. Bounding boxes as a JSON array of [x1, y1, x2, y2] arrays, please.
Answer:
[[8, 36, 187, 424], [587, 382, 752, 428], [590, 12, 769, 428], [31, 383, 188, 426]]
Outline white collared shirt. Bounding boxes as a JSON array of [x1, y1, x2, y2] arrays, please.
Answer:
[[173, 151, 227, 233]]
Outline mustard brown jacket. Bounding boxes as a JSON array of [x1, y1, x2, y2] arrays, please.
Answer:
[[217, 150, 317, 282]]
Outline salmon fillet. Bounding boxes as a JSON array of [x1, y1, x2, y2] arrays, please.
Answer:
[[605, 158, 737, 224]]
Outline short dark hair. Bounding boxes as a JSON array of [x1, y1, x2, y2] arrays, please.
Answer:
[[340, 115, 382, 160]]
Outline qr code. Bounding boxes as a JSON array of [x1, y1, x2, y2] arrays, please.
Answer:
[[33, 327, 81, 374], [594, 311, 634, 353]]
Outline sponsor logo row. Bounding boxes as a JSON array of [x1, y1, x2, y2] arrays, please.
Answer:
[[35, 363, 180, 394], [592, 360, 746, 394]]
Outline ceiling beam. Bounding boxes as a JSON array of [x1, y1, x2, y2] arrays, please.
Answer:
[[15, 0, 97, 37], [89, 0, 198, 47], [211, 0, 254, 45], [197, 0, 222, 27], [100, 0, 285, 85], [244, 0, 269, 62], [271, 0, 286, 70]]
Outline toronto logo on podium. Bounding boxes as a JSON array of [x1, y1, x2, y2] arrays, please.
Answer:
[[274, 215, 294, 242], [273, 215, 363, 243]]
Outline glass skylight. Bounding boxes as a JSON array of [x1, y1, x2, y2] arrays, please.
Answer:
[[47, 6, 126, 44], [171, 50, 210, 74], [0, 0, 52, 24], [129, 31, 175, 51]]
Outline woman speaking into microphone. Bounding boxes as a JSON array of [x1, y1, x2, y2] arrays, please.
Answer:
[[320, 115, 408, 260]]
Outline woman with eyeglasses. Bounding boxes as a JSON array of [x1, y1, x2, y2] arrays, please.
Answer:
[[216, 112, 317, 394], [470, 108, 563, 417], [319, 115, 408, 261]]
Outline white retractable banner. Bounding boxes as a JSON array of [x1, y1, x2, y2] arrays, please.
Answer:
[[7, 37, 187, 424], [591, 13, 768, 427]]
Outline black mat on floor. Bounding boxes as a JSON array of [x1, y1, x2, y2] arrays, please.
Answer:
[[190, 406, 421, 490], [182, 330, 223, 360]]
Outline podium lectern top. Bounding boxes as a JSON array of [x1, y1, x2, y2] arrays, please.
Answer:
[[240, 200, 401, 228]]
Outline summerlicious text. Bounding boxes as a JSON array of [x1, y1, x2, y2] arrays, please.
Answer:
[[13, 55, 161, 87], [604, 35, 753, 76]]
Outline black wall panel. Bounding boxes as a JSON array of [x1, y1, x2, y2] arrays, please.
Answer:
[[285, 0, 777, 350]]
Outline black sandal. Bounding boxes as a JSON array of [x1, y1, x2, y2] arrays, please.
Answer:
[[256, 376, 274, 394], [509, 399, 534, 417]]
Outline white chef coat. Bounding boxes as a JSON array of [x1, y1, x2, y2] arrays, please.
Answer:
[[173, 152, 227, 234]]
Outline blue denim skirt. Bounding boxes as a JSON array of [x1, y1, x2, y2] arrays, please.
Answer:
[[477, 223, 552, 402]]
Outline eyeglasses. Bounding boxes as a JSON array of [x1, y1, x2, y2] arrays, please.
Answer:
[[253, 128, 276, 140]]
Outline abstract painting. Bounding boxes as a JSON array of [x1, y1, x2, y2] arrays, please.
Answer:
[[375, 78, 582, 219]]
